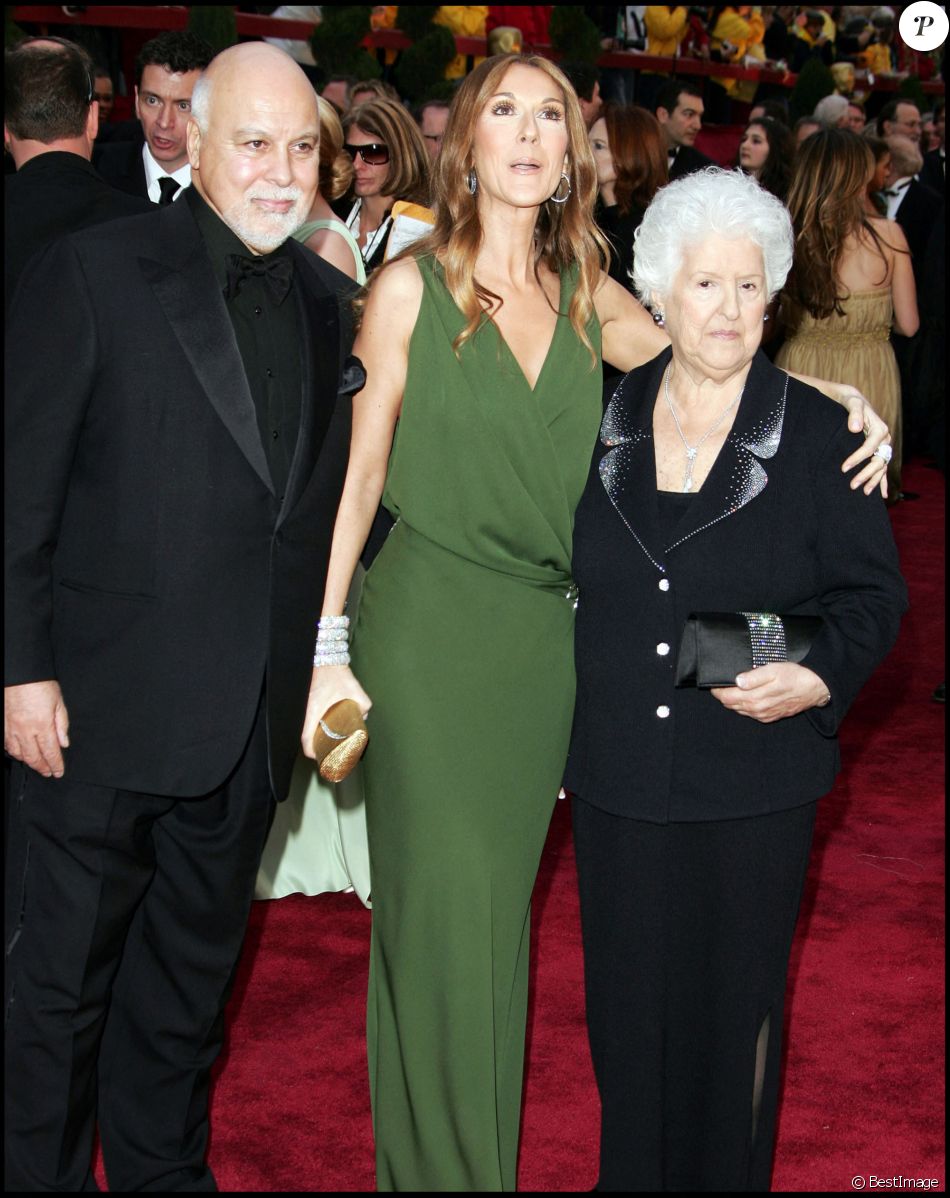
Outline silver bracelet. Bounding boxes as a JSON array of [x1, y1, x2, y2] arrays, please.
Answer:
[[314, 614, 351, 667]]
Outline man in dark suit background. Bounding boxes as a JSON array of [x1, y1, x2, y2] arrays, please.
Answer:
[[654, 79, 718, 181], [94, 30, 213, 205], [919, 97, 945, 196], [5, 42, 360, 1192], [4, 38, 151, 308]]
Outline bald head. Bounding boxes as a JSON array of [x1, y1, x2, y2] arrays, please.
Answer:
[[884, 133, 923, 181], [186, 42, 320, 254]]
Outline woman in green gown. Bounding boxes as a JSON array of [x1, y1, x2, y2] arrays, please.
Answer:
[[301, 55, 891, 1192]]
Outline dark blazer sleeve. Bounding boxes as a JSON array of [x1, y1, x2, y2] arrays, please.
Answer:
[[4, 236, 99, 683], [797, 416, 908, 736]]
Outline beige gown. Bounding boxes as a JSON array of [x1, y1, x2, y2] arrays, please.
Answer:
[[776, 289, 902, 490]]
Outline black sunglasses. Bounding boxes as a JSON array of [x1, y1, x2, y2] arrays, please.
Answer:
[[343, 142, 390, 166]]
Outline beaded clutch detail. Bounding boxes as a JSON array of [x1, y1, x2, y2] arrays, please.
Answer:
[[674, 612, 822, 689], [312, 699, 369, 782]]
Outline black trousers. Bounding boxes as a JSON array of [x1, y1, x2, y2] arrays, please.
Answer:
[[4, 698, 275, 1193], [573, 797, 817, 1193]]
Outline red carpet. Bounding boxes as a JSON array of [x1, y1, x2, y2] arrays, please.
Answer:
[[97, 460, 945, 1191]]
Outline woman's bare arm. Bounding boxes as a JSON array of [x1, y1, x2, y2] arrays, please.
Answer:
[[885, 222, 920, 338], [301, 257, 423, 749], [594, 272, 670, 370]]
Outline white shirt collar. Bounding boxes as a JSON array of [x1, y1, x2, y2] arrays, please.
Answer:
[[142, 142, 192, 204]]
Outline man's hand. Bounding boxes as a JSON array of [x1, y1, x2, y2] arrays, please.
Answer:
[[4, 681, 70, 778]]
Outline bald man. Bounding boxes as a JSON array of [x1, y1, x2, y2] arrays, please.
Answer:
[[5, 43, 360, 1191]]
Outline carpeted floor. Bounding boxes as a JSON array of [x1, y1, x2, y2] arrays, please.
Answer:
[[96, 459, 945, 1192]]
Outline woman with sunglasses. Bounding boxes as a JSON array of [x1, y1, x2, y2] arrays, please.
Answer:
[[302, 55, 891, 1193], [341, 97, 431, 273]]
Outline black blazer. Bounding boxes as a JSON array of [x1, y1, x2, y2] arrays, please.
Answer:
[[93, 128, 151, 202], [668, 144, 718, 181], [565, 348, 907, 823], [5, 196, 359, 800], [918, 149, 945, 197], [894, 177, 943, 285], [5, 151, 152, 308]]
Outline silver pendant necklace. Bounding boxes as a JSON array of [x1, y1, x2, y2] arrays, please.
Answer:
[[664, 365, 743, 493]]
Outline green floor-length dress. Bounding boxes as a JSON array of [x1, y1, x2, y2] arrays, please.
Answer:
[[351, 255, 602, 1192]]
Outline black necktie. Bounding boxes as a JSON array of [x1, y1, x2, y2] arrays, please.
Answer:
[[225, 252, 295, 305], [158, 176, 180, 206]]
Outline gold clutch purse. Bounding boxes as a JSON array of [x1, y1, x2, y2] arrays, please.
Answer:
[[312, 699, 369, 782]]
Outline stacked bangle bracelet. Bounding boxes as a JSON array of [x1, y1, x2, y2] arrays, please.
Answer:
[[313, 614, 350, 667]]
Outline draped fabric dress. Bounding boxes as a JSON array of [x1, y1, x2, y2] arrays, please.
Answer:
[[352, 255, 602, 1191], [776, 289, 902, 490]]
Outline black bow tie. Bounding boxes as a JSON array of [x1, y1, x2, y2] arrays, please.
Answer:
[[882, 180, 911, 197], [224, 252, 295, 304]]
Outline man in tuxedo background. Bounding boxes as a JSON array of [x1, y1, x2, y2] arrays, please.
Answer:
[[5, 41, 360, 1192], [654, 80, 718, 180], [4, 37, 151, 307], [95, 29, 214, 205]]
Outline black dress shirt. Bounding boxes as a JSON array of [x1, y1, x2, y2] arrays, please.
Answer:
[[187, 186, 302, 499]]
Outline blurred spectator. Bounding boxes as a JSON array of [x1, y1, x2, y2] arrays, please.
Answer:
[[737, 116, 794, 201], [813, 93, 850, 129], [846, 99, 867, 132], [789, 9, 835, 73], [351, 78, 400, 106], [93, 67, 114, 125], [918, 98, 945, 195], [638, 6, 689, 112], [416, 99, 450, 161], [793, 114, 822, 146], [95, 31, 214, 205], [864, 7, 899, 75], [835, 9, 875, 64], [294, 95, 364, 284], [882, 133, 942, 285], [748, 98, 790, 126], [763, 5, 797, 62], [706, 6, 767, 120], [589, 103, 667, 293], [876, 99, 922, 142], [560, 60, 603, 128], [5, 39, 150, 307], [865, 134, 891, 215], [340, 97, 430, 273], [654, 79, 716, 180], [322, 75, 355, 115], [434, 6, 487, 80]]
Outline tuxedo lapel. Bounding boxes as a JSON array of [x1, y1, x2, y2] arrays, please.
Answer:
[[599, 349, 789, 567], [139, 200, 275, 494], [666, 350, 789, 553], [277, 245, 342, 527]]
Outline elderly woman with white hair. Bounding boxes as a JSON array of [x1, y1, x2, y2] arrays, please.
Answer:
[[565, 168, 907, 1192]]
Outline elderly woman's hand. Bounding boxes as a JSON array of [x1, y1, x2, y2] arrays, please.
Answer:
[[711, 662, 831, 723]]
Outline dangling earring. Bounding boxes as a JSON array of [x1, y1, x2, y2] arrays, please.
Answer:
[[549, 172, 572, 204], [763, 312, 770, 322], [468, 167, 477, 196], [652, 309, 665, 326]]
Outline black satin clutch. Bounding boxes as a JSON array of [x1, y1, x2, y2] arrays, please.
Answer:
[[674, 612, 823, 688]]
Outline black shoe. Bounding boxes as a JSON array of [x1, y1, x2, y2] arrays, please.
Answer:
[[933, 682, 945, 703]]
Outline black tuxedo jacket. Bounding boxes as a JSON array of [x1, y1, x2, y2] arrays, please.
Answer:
[[668, 143, 718, 181], [5, 152, 151, 308], [894, 177, 943, 285], [93, 128, 151, 202], [565, 349, 907, 823], [918, 149, 945, 197], [5, 196, 360, 800]]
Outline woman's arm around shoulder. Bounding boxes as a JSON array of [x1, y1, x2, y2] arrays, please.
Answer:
[[594, 269, 670, 372]]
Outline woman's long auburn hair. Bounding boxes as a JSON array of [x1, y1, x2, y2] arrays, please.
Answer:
[[602, 103, 668, 215], [784, 128, 896, 321], [385, 54, 609, 365]]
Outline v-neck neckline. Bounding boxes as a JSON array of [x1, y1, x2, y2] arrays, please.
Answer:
[[487, 269, 567, 395]]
